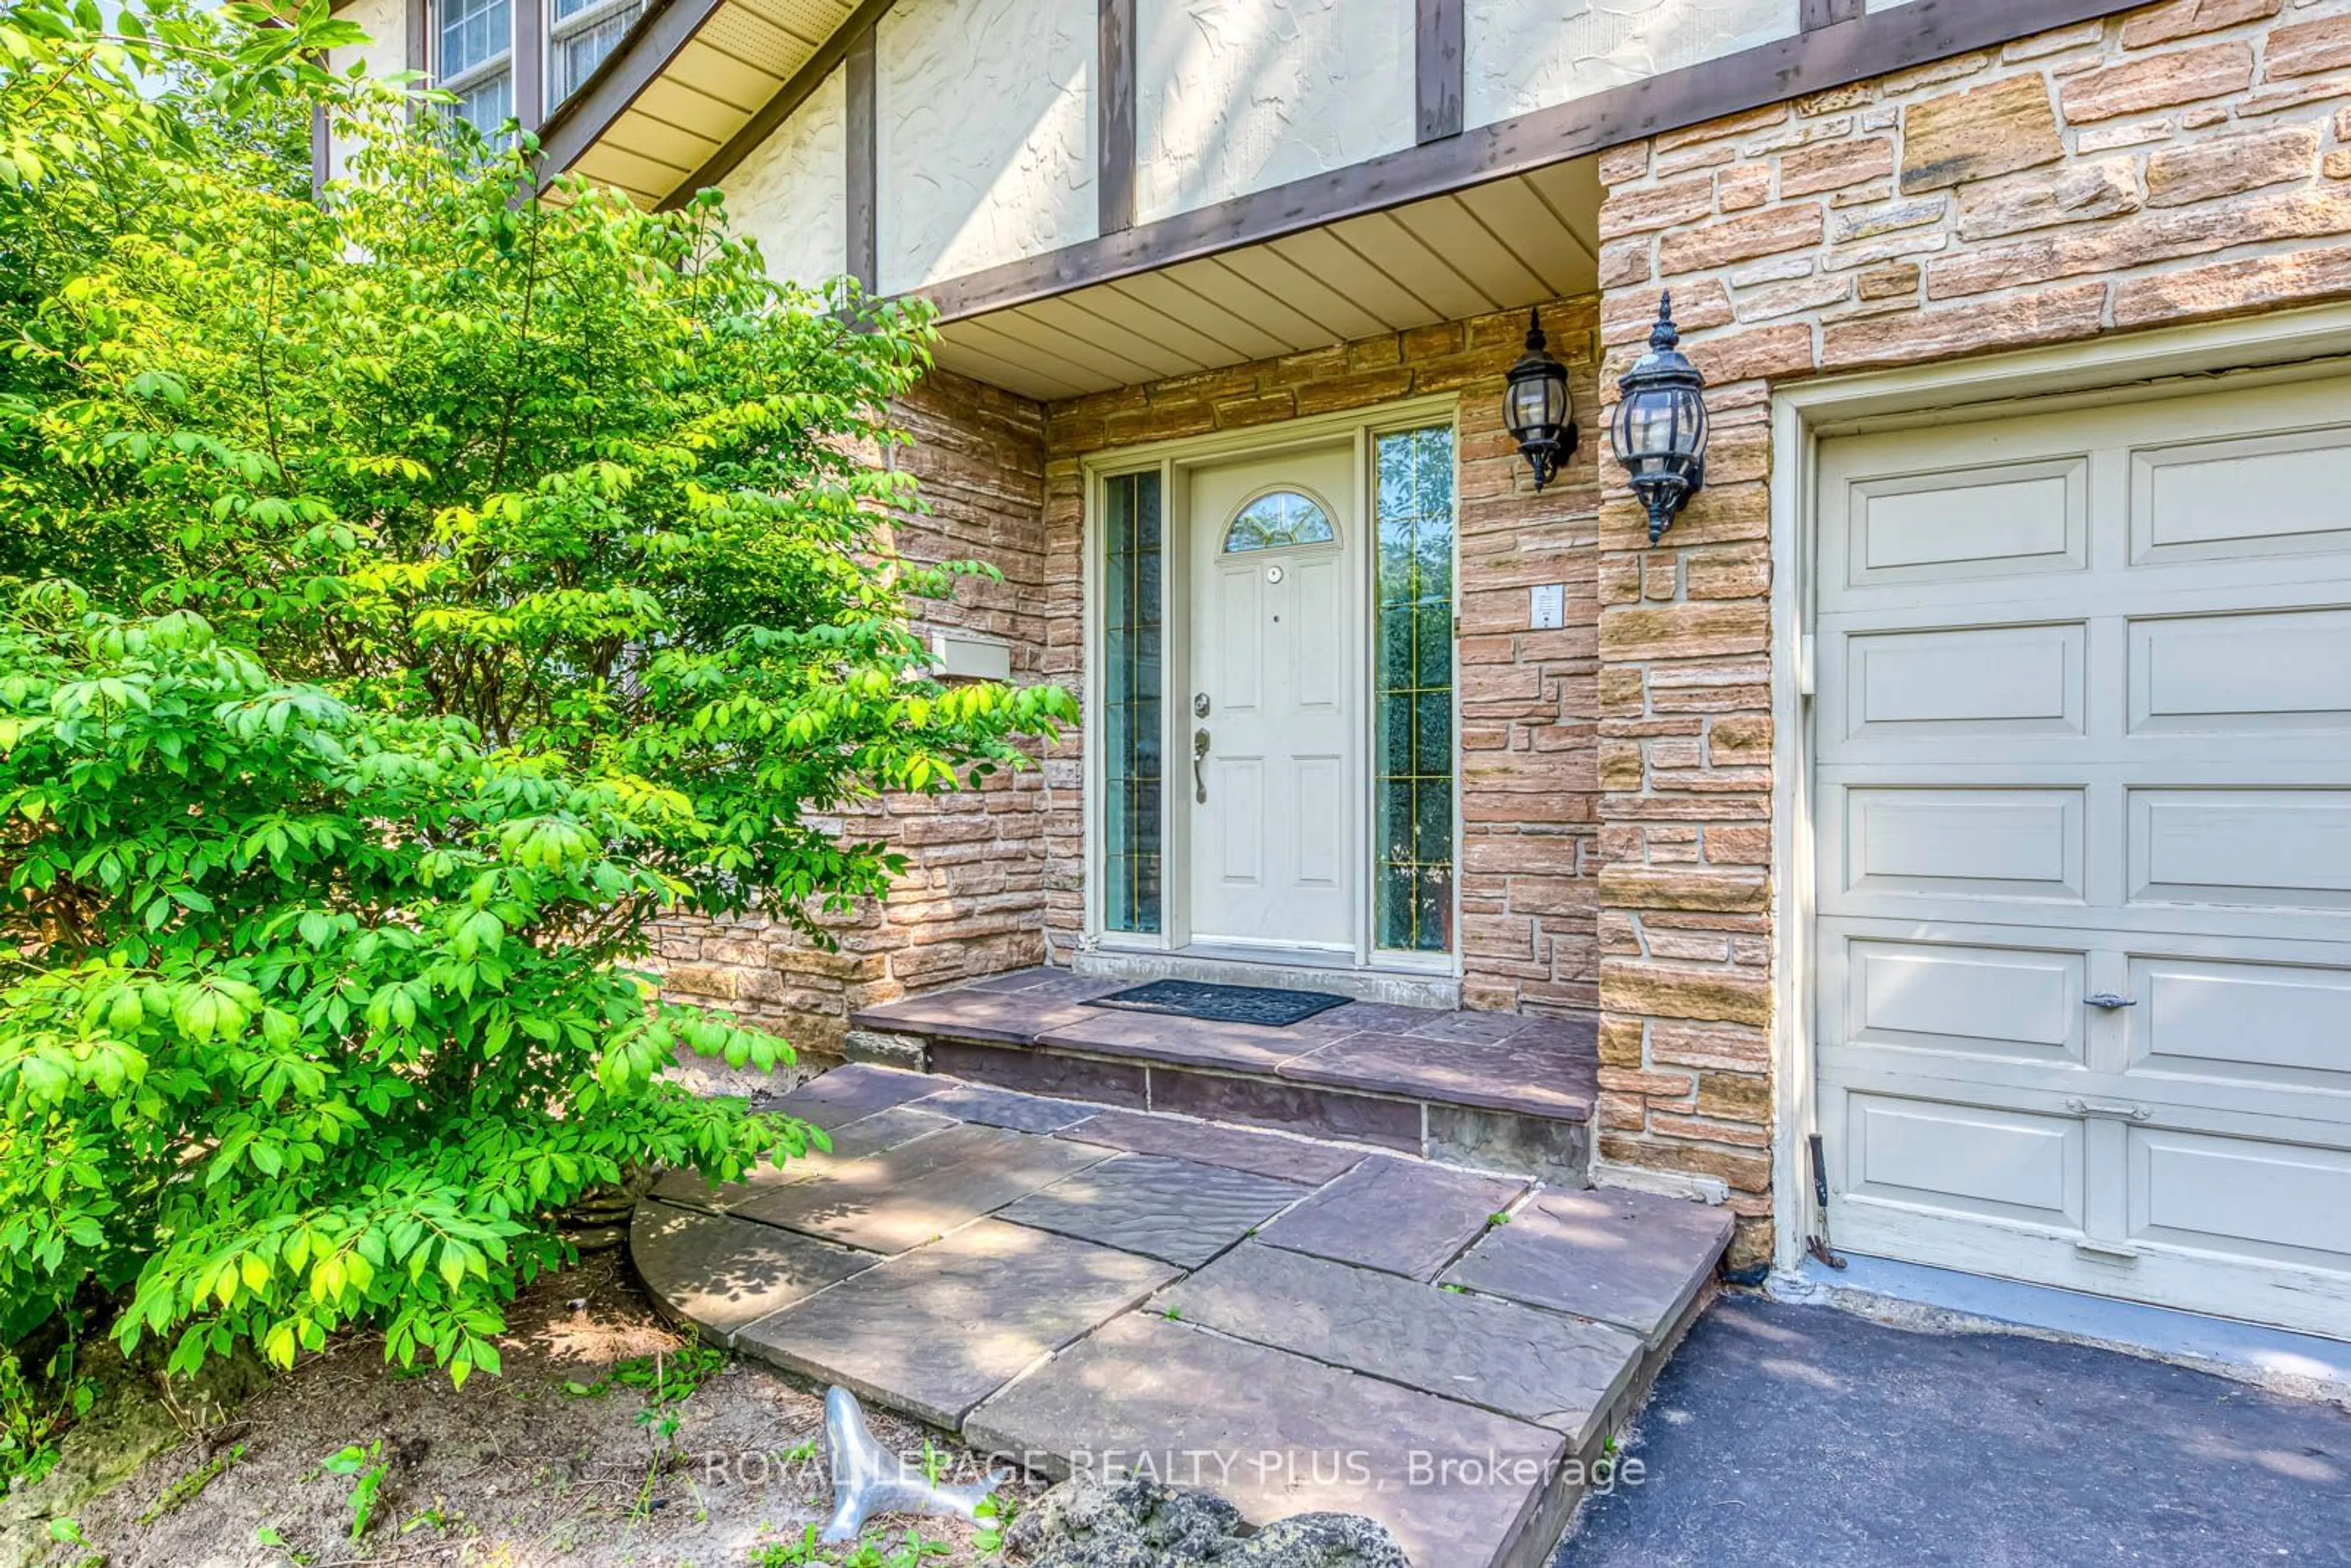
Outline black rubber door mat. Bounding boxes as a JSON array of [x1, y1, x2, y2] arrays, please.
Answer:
[[1082, 978, 1351, 1027]]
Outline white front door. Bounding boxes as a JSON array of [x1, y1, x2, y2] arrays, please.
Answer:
[[1812, 373, 2351, 1339], [1186, 445, 1360, 954]]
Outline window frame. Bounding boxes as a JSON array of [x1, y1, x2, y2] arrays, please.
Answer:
[[542, 0, 644, 113], [1220, 485, 1341, 555], [433, 0, 517, 135], [1078, 393, 1461, 977]]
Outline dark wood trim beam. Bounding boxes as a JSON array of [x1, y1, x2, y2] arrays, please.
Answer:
[[655, 0, 900, 209], [1098, 0, 1136, 234], [534, 0, 713, 184], [915, 0, 2135, 322], [403, 0, 430, 123], [1415, 0, 1462, 145], [1800, 0, 1865, 29], [310, 102, 331, 198], [845, 22, 877, 290], [514, 0, 546, 130]]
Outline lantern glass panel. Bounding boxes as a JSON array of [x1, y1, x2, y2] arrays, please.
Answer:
[[1677, 389, 1709, 455], [1614, 390, 1668, 460], [1508, 370, 1566, 438]]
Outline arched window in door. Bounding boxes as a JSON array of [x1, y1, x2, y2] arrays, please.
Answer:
[[1223, 489, 1337, 552]]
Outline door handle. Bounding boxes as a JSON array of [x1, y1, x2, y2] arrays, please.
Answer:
[[1193, 728, 1210, 803], [2083, 993, 2138, 1010], [2065, 1097, 2153, 1122]]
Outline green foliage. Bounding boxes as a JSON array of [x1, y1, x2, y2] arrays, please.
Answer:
[[0, 601, 812, 1385], [0, 1336, 92, 1491], [752, 1523, 956, 1568], [0, 0, 1075, 1406], [318, 1440, 386, 1542], [137, 1441, 246, 1526]]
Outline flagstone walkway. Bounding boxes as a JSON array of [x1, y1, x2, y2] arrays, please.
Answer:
[[634, 1063, 1734, 1568]]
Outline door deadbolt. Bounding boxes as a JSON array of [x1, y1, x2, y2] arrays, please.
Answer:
[[1193, 692, 1210, 718]]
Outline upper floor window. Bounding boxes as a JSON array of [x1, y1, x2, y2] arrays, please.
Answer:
[[438, 0, 514, 137], [549, 0, 645, 106]]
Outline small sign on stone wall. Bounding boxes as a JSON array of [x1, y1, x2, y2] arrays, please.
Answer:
[[930, 632, 1014, 682]]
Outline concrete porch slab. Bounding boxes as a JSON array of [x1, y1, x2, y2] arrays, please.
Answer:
[[1444, 1187, 1738, 1349], [1155, 1244, 1644, 1449], [735, 1220, 1176, 1427], [628, 1201, 880, 1346], [637, 1063, 1736, 1568], [994, 1153, 1311, 1268], [847, 970, 1600, 1179], [1057, 1108, 1370, 1185], [1258, 1157, 1527, 1281], [1277, 1027, 1599, 1121], [964, 1311, 1565, 1568], [727, 1122, 1106, 1254]]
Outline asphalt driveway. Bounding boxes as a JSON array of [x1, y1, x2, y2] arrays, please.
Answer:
[[1557, 1296, 2350, 1567]]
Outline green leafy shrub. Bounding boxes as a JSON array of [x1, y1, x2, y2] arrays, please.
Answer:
[[0, 0, 1076, 1400], [0, 598, 809, 1384]]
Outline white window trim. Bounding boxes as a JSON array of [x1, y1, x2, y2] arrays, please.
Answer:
[[434, 0, 515, 118], [1763, 298, 2351, 1288], [544, 0, 641, 111]]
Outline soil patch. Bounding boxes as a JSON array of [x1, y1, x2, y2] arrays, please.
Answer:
[[34, 1251, 1034, 1568]]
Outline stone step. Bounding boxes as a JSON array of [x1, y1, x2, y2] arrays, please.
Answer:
[[635, 1064, 1736, 1568], [843, 967, 1599, 1183]]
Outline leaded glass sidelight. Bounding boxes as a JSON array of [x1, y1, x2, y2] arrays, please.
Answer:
[[1102, 471, 1164, 934], [1374, 426, 1457, 954]]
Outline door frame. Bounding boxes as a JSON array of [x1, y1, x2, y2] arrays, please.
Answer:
[[1766, 299, 2351, 1283], [1079, 392, 1463, 975]]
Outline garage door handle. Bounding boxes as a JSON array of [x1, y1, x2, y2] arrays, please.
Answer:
[[2066, 1097, 2153, 1122], [2083, 993, 2138, 1010]]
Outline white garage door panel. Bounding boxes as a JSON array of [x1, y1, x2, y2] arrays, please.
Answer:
[[2129, 1129, 2351, 1267], [1815, 373, 2351, 1340], [1845, 1094, 2083, 1229], [2134, 426, 2351, 563], [1847, 940, 2083, 1062], [2130, 790, 2351, 910], [1847, 623, 2085, 738], [1839, 788, 2084, 902], [2132, 956, 2351, 1089], [1847, 459, 2088, 584], [2131, 608, 2351, 735]]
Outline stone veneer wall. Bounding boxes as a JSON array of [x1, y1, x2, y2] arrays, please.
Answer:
[[650, 369, 1057, 1058], [1039, 296, 1607, 1015], [1591, 0, 2351, 1269]]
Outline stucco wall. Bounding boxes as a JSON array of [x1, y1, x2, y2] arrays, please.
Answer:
[[322, 0, 409, 182], [1591, 0, 2351, 1270], [1134, 0, 1415, 223], [1465, 0, 1801, 132], [726, 64, 850, 288], [1040, 300, 1608, 1015], [876, 0, 1097, 293]]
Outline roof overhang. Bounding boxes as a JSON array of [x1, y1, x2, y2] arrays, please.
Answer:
[[932, 160, 1603, 403], [533, 0, 876, 208]]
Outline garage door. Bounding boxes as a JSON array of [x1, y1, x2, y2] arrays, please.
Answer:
[[1814, 373, 2351, 1339]]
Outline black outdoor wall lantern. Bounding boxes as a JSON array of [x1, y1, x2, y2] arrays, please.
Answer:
[[1504, 307, 1578, 492], [1613, 290, 1710, 543]]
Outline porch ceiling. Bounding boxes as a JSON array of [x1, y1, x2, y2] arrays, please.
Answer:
[[560, 0, 861, 207], [930, 157, 1602, 405]]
